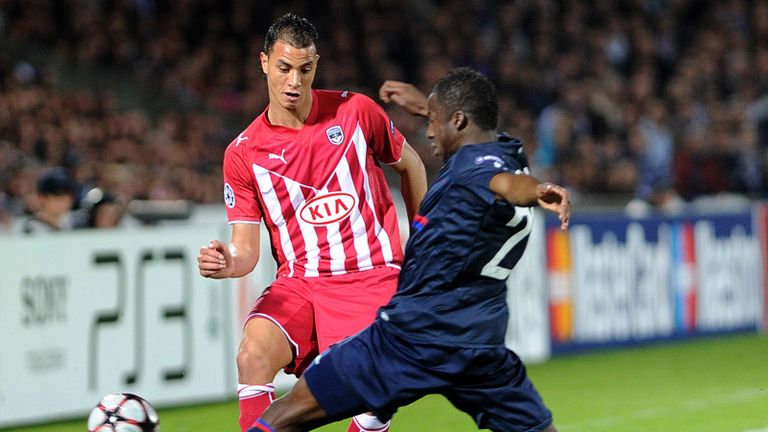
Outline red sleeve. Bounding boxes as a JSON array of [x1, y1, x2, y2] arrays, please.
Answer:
[[355, 94, 405, 164], [222, 143, 262, 224]]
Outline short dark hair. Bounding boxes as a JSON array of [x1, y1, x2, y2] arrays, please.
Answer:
[[37, 167, 73, 195], [431, 67, 498, 130], [264, 13, 319, 54]]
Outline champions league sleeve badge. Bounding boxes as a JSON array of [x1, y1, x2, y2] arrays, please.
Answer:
[[224, 183, 236, 208]]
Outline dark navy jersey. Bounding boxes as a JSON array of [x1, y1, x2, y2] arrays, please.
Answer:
[[380, 135, 535, 347]]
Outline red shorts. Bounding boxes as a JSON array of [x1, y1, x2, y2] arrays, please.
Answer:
[[246, 265, 399, 376]]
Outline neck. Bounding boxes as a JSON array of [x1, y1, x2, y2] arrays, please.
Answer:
[[459, 129, 497, 148], [267, 92, 313, 129], [443, 129, 498, 161]]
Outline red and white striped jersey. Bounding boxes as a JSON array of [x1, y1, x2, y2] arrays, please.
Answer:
[[223, 89, 405, 278]]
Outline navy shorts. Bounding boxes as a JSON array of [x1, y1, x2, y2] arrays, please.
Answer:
[[303, 320, 553, 432]]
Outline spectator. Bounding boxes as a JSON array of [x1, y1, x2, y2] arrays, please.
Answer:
[[75, 187, 125, 229], [2, 0, 768, 207], [22, 167, 75, 233]]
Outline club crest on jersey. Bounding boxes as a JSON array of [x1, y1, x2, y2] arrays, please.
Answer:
[[326, 125, 344, 145], [224, 183, 236, 208], [299, 192, 356, 226], [474, 155, 506, 169]]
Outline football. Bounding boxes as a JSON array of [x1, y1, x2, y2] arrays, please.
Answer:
[[87, 393, 160, 432]]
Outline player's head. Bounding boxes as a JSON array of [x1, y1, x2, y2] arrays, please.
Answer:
[[426, 67, 498, 159], [261, 13, 320, 112], [264, 13, 319, 55]]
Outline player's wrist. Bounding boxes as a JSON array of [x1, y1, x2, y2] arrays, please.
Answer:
[[535, 182, 551, 198]]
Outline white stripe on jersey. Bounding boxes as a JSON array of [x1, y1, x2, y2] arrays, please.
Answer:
[[282, 175, 320, 277], [249, 123, 395, 278], [252, 163, 298, 277], [334, 148, 374, 271], [319, 133, 357, 275], [351, 123, 395, 267], [324, 216, 347, 275]]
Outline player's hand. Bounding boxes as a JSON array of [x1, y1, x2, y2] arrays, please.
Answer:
[[379, 80, 428, 118], [536, 183, 571, 230], [198, 239, 235, 279]]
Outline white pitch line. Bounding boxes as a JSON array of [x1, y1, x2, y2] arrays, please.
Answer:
[[558, 388, 768, 431]]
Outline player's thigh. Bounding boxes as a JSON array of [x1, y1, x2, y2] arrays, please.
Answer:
[[246, 277, 319, 375], [304, 321, 435, 422], [313, 266, 398, 351], [444, 348, 553, 432]]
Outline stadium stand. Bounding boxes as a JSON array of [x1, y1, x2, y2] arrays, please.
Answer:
[[1, 0, 767, 229]]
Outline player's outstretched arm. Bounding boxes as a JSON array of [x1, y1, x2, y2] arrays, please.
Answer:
[[198, 223, 261, 278], [379, 81, 428, 118], [489, 173, 571, 230]]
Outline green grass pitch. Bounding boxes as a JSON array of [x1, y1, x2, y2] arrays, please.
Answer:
[[5, 333, 767, 432]]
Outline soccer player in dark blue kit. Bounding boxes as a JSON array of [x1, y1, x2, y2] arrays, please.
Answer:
[[248, 67, 571, 432]]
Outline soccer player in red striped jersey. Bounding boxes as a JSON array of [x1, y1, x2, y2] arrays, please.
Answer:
[[196, 13, 426, 432]]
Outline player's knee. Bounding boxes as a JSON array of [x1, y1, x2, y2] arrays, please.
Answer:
[[237, 338, 285, 382]]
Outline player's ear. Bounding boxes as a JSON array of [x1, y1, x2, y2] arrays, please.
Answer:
[[260, 51, 269, 74], [453, 111, 468, 131]]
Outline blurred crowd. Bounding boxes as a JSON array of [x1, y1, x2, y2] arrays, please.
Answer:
[[2, 0, 768, 232]]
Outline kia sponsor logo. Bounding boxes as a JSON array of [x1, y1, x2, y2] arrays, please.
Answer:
[[299, 192, 356, 225]]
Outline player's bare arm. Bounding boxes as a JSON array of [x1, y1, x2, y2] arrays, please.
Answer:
[[198, 223, 261, 278], [489, 173, 571, 230], [379, 81, 428, 118], [390, 141, 427, 222]]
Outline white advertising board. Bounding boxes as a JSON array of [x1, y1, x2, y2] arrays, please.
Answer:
[[0, 209, 550, 427], [505, 211, 550, 362], [0, 225, 238, 427]]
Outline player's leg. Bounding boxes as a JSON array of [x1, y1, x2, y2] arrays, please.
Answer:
[[249, 332, 383, 432], [314, 267, 398, 432], [346, 413, 390, 432], [248, 376, 332, 432], [238, 279, 317, 432], [237, 317, 293, 431], [443, 347, 555, 432], [254, 319, 423, 432]]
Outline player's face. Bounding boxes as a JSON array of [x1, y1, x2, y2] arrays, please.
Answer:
[[426, 93, 458, 160], [261, 40, 319, 112]]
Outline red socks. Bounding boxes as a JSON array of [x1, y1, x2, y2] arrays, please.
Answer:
[[238, 384, 275, 432], [239, 388, 387, 432]]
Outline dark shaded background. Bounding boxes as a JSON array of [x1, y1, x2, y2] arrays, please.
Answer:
[[2, 0, 768, 229]]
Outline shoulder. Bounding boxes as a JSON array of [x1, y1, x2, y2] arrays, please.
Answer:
[[22, 217, 54, 234], [317, 89, 380, 112], [224, 136, 246, 160], [225, 115, 268, 158], [454, 143, 506, 168], [452, 139, 526, 176]]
